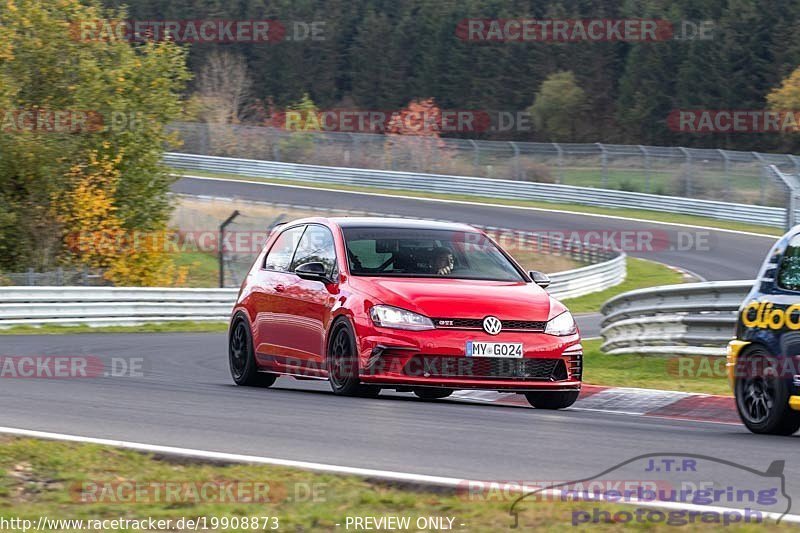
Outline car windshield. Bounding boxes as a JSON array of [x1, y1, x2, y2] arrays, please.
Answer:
[[342, 227, 525, 281]]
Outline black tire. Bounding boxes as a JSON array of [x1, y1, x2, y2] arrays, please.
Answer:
[[524, 390, 580, 409], [413, 388, 453, 400], [735, 347, 800, 435], [326, 319, 380, 398], [229, 316, 278, 387]]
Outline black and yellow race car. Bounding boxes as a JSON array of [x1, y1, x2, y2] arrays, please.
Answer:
[[728, 228, 800, 435]]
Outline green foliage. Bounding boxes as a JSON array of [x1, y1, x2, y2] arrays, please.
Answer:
[[0, 0, 190, 274], [528, 71, 588, 141], [280, 93, 321, 159], [104, 0, 800, 151]]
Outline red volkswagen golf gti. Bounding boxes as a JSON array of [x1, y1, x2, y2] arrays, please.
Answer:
[[228, 217, 582, 408]]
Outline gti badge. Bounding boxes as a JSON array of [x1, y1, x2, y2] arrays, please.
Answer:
[[483, 316, 502, 335]]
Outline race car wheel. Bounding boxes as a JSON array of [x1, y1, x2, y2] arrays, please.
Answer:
[[327, 320, 380, 398], [413, 388, 453, 400], [735, 347, 800, 435], [229, 317, 277, 387], [524, 390, 580, 409]]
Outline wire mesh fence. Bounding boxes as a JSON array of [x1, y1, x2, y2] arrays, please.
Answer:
[[0, 268, 108, 287], [169, 121, 800, 207]]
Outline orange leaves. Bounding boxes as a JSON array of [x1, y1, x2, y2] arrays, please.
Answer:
[[385, 98, 443, 137], [54, 150, 187, 286]]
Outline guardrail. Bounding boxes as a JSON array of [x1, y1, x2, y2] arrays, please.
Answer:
[[600, 281, 753, 357], [0, 248, 624, 327], [166, 152, 796, 228], [170, 122, 800, 206], [548, 253, 626, 300], [0, 287, 238, 327]]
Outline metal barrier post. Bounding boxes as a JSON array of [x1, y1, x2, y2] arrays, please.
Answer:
[[639, 145, 650, 193], [554, 142, 564, 183], [469, 139, 479, 173], [679, 147, 692, 197], [219, 210, 241, 288], [720, 149, 731, 199], [597, 143, 608, 187], [509, 141, 520, 179], [764, 164, 800, 230]]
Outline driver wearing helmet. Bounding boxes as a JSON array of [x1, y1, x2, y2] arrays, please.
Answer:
[[431, 247, 455, 275]]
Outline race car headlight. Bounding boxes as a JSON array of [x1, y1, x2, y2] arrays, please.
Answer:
[[545, 311, 577, 336], [370, 305, 435, 331]]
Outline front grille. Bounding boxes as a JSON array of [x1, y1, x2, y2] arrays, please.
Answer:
[[434, 318, 484, 328], [403, 355, 566, 380], [502, 320, 547, 331], [433, 318, 546, 332]]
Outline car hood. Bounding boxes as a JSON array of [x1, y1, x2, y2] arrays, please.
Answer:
[[351, 277, 556, 321]]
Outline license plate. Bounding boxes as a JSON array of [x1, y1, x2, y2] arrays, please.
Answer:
[[466, 341, 523, 358]]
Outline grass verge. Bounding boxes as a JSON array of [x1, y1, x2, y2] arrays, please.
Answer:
[[0, 437, 778, 531], [562, 257, 685, 314], [173, 251, 220, 288], [582, 338, 730, 395], [175, 170, 782, 236]]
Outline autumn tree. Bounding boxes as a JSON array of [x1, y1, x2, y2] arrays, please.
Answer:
[[0, 0, 190, 283], [276, 93, 321, 162], [55, 149, 187, 286], [385, 98, 449, 173], [193, 50, 253, 125], [768, 67, 800, 119], [528, 72, 588, 142]]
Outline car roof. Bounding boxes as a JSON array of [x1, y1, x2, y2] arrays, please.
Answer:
[[328, 217, 479, 232]]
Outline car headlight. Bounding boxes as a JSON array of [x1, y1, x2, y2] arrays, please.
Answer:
[[545, 311, 577, 336], [370, 305, 435, 331]]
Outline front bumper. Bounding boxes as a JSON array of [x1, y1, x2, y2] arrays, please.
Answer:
[[726, 340, 750, 391], [355, 326, 582, 391]]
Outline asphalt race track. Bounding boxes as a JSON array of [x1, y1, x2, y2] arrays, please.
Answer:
[[173, 176, 777, 281], [2, 178, 795, 520], [1, 333, 799, 517]]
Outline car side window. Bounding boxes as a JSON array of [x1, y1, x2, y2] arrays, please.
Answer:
[[777, 234, 800, 291], [264, 226, 305, 271], [290, 225, 337, 277]]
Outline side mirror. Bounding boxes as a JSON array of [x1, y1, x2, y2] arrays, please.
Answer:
[[529, 270, 551, 289], [295, 262, 332, 283]]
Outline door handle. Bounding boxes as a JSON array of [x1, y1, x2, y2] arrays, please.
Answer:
[[274, 284, 286, 292]]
